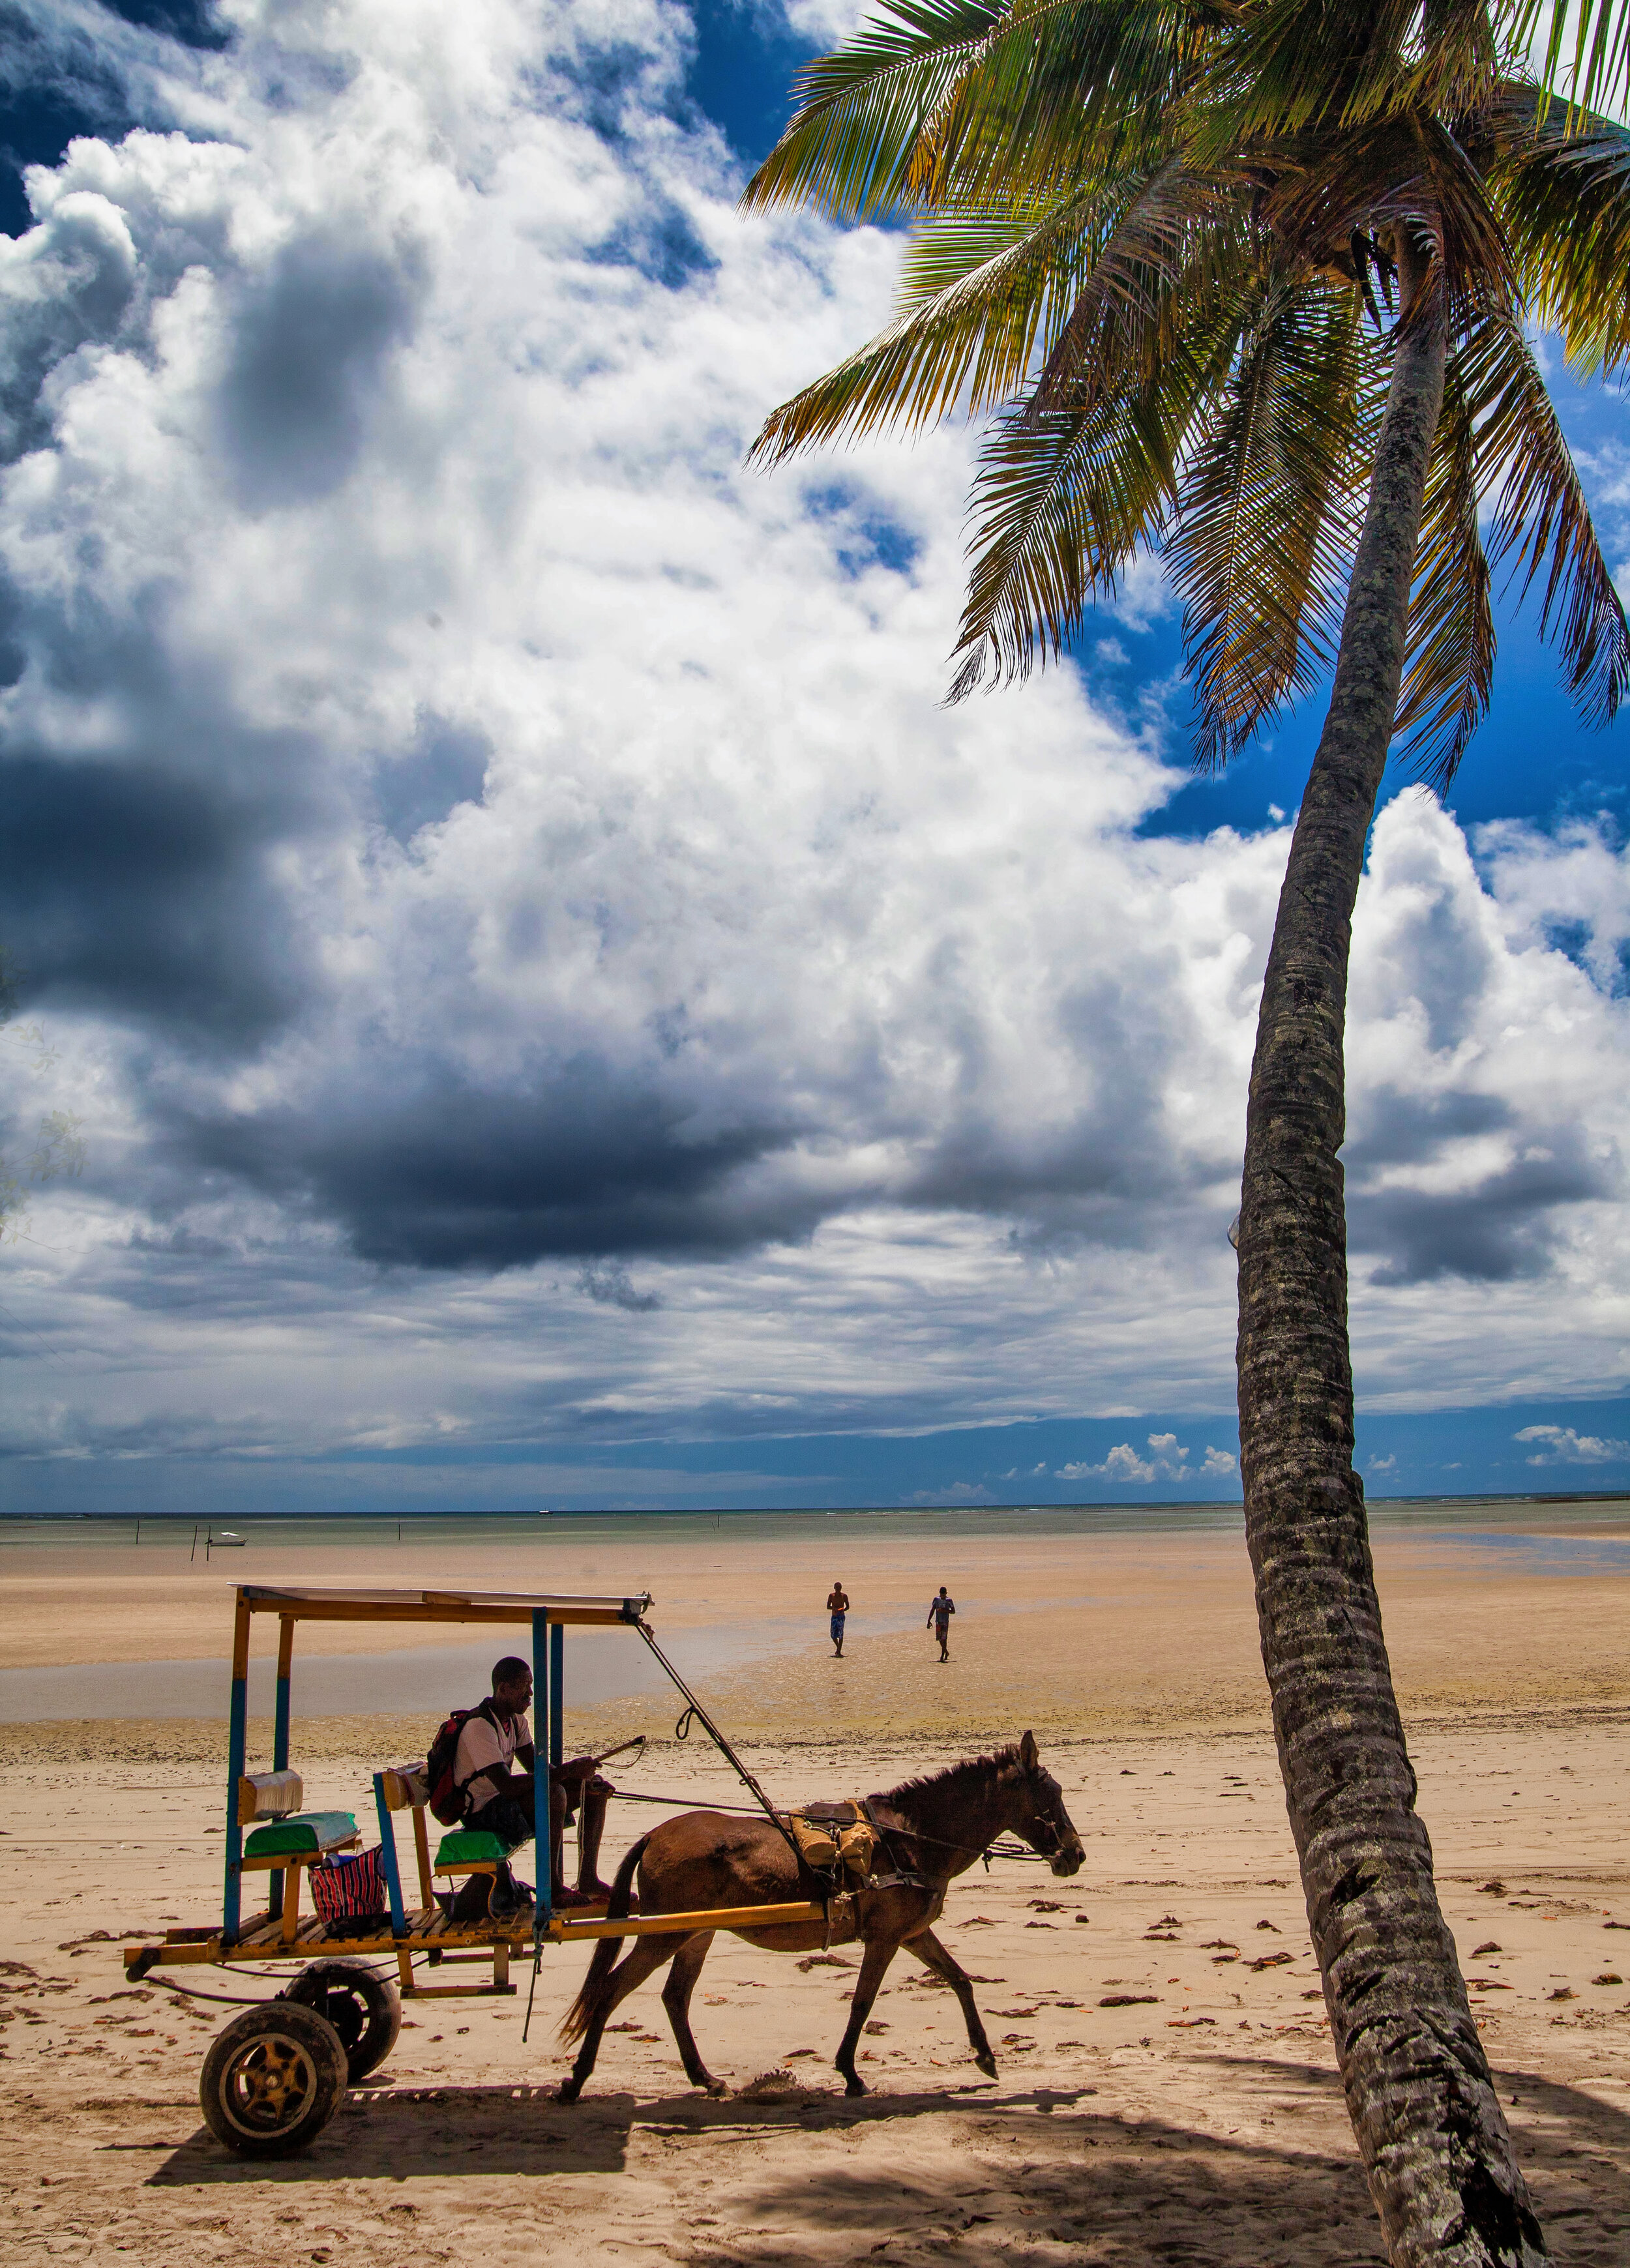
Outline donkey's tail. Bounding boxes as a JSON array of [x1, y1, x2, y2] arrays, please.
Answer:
[[559, 1832, 650, 2043]]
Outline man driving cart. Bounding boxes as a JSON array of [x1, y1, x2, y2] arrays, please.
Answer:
[[447, 1655, 617, 1917]]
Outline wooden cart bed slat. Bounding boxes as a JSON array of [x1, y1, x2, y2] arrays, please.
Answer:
[[126, 1897, 827, 1975]]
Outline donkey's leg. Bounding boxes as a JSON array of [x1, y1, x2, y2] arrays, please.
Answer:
[[906, 1926, 996, 2078], [661, 1929, 724, 2095], [559, 1932, 688, 2103], [835, 1934, 899, 2098]]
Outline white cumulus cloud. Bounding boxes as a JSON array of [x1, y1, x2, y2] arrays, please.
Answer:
[[2, 1, 1630, 1502], [1514, 1424, 1630, 1466]]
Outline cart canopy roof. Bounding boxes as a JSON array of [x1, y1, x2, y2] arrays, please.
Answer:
[[236, 1585, 651, 1627]]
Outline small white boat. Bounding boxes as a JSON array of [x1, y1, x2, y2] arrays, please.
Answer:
[[212, 1530, 247, 1546]]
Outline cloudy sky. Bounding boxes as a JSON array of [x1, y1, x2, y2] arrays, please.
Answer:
[[4, 0, 1630, 1516]]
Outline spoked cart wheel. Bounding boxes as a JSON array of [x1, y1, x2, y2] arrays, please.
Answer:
[[200, 2001, 348, 2157], [282, 1958, 402, 2081]]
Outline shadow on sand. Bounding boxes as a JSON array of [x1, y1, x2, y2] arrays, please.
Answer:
[[143, 2057, 1630, 2263]]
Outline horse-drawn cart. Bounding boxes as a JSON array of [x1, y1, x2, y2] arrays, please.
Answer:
[[121, 1584, 825, 2155]]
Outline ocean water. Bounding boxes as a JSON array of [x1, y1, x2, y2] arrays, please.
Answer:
[[5, 1490, 1627, 1555], [0, 1503, 1248, 1552]]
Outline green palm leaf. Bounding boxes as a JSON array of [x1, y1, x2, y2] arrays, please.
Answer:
[[1464, 302, 1630, 724], [1169, 272, 1375, 766], [1513, 0, 1630, 117], [1394, 347, 1494, 782], [1489, 94, 1630, 367], [743, 0, 1201, 222], [947, 291, 1241, 695], [741, 0, 1006, 220], [1199, 0, 1498, 140], [748, 180, 1124, 462], [1028, 157, 1254, 413]]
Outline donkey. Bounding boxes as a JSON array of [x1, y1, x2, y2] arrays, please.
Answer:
[[559, 1731, 1083, 2100]]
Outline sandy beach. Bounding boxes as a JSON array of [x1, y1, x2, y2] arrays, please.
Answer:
[[1, 1509, 1627, 2263]]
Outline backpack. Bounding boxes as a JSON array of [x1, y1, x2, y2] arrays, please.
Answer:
[[426, 1699, 499, 1826]]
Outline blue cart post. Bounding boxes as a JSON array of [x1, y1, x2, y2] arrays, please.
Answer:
[[542, 1606, 562, 1923], [222, 1595, 251, 1945], [373, 1771, 408, 1936], [548, 1621, 564, 1769]]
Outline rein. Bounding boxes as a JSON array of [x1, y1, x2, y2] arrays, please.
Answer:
[[607, 1788, 1053, 1863]]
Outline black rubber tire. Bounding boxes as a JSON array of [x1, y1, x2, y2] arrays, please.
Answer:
[[282, 1959, 402, 2080], [199, 2001, 348, 2157]]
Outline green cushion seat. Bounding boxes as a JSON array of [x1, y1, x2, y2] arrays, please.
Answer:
[[434, 1829, 508, 1868], [243, 1811, 359, 1857]]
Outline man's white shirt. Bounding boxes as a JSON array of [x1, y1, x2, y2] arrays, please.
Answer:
[[455, 1707, 529, 1810]]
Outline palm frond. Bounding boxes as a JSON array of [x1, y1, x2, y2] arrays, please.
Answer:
[[1487, 91, 1630, 369], [748, 179, 1127, 463], [947, 291, 1241, 696], [1511, 0, 1630, 119], [741, 0, 1005, 220], [1196, 0, 1497, 145], [1393, 347, 1494, 784], [1028, 157, 1254, 413], [1461, 301, 1630, 726], [1258, 110, 1513, 321], [1168, 272, 1375, 767], [742, 0, 1202, 224], [906, 0, 1206, 210]]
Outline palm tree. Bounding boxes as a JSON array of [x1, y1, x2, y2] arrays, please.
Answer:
[[743, 6, 1630, 2261]]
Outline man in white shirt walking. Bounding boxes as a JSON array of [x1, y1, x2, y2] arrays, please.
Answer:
[[451, 1657, 614, 1915]]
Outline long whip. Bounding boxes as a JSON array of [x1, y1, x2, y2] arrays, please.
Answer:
[[634, 1621, 802, 1862]]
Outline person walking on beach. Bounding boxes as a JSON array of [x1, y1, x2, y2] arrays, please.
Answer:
[[927, 1586, 955, 1662], [827, 1581, 850, 1658]]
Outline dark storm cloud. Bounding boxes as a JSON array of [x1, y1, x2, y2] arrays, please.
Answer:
[[0, 749, 309, 1041], [899, 967, 1193, 1241], [1344, 1083, 1513, 1171], [1350, 1123, 1617, 1285], [216, 232, 421, 510], [168, 1067, 827, 1269]]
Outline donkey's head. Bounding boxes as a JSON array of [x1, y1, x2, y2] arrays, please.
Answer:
[[1009, 1731, 1084, 1878]]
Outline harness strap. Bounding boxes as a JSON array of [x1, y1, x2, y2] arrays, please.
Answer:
[[860, 1797, 925, 1889]]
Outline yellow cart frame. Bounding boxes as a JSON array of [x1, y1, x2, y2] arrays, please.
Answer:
[[123, 1584, 821, 1995]]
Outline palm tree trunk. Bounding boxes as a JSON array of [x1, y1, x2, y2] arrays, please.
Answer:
[[1234, 239, 1547, 2267]]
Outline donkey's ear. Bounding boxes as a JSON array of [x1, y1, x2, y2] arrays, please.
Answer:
[[1018, 1730, 1039, 1771]]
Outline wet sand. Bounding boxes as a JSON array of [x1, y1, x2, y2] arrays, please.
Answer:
[[1, 1511, 1627, 2263]]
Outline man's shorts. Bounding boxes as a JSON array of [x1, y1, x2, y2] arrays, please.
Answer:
[[830, 1613, 846, 1644], [467, 1783, 537, 1853]]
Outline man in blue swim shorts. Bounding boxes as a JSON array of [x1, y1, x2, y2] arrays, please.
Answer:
[[826, 1580, 850, 1658]]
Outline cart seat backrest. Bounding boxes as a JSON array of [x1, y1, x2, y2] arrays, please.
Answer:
[[378, 1763, 429, 1812], [243, 1811, 359, 1859], [237, 1769, 303, 1824]]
